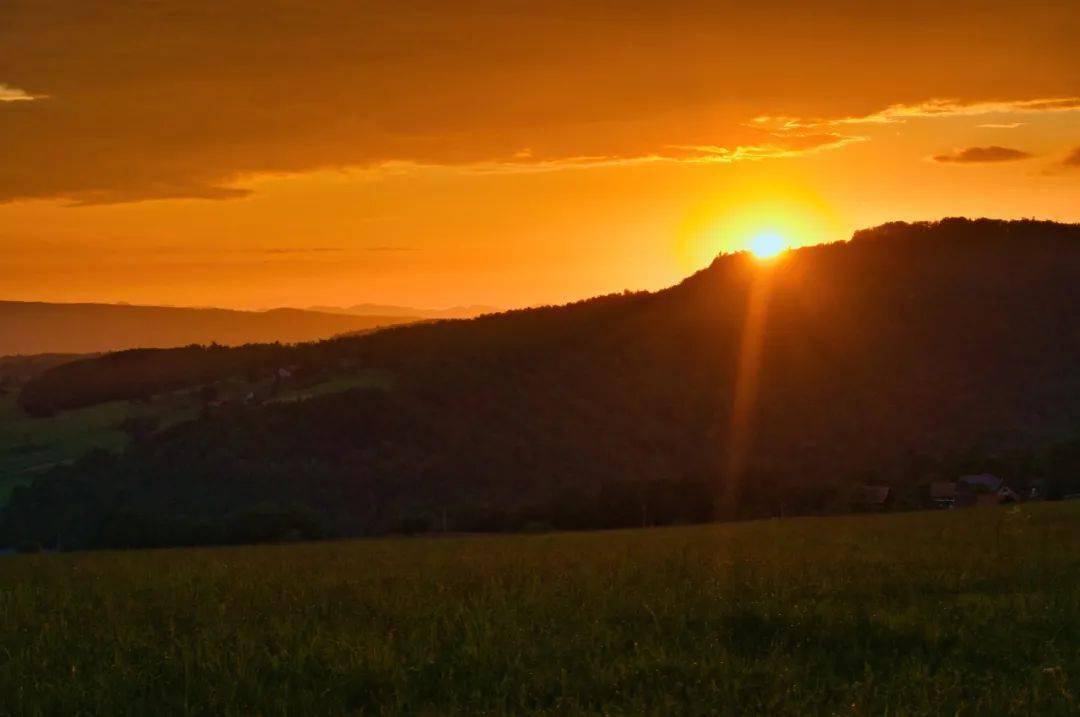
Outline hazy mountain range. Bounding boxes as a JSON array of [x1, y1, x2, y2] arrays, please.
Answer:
[[307, 304, 498, 319], [0, 302, 426, 356]]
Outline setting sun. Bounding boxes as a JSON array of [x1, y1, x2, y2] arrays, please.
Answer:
[[3, 4, 1080, 713], [748, 232, 788, 259], [677, 185, 844, 272]]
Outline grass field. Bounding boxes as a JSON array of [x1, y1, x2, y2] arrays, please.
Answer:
[[0, 393, 202, 506], [2, 504, 1079, 715], [267, 370, 393, 404], [0, 394, 131, 505]]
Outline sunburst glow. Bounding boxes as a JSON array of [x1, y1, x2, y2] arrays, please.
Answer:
[[677, 184, 843, 272], [748, 232, 788, 259]]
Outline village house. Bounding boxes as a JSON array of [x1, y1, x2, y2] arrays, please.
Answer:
[[276, 364, 304, 380], [954, 474, 1019, 508], [929, 481, 956, 508], [854, 485, 892, 512]]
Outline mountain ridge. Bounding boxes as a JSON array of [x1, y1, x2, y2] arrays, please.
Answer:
[[306, 303, 498, 319], [4, 218, 1080, 548]]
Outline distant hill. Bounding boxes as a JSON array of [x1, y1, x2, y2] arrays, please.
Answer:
[[0, 353, 95, 387], [307, 304, 498, 319], [0, 302, 423, 355], [4, 218, 1080, 549]]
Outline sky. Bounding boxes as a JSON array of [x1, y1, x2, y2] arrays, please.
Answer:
[[1, 1, 1078, 310]]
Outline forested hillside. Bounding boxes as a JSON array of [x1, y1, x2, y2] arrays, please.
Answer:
[[4, 219, 1079, 549]]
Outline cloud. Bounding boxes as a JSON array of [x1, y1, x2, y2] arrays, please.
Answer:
[[754, 97, 1080, 131], [977, 122, 1025, 129], [464, 132, 866, 174], [1044, 147, 1080, 174], [661, 133, 867, 163], [901, 97, 1080, 118], [0, 1, 1076, 203], [260, 247, 343, 254], [0, 84, 40, 102], [64, 185, 252, 207], [931, 146, 1034, 163]]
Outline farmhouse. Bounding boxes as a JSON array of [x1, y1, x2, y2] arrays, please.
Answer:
[[854, 485, 892, 511], [955, 474, 1018, 508], [930, 481, 956, 508]]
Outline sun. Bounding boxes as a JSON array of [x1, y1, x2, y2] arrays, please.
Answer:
[[747, 232, 788, 259], [676, 183, 843, 271]]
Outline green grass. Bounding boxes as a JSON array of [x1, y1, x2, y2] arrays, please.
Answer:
[[0, 395, 131, 504], [268, 370, 393, 404], [0, 393, 201, 506], [2, 503, 1079, 715]]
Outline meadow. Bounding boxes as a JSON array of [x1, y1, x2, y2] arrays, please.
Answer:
[[2, 503, 1079, 715], [0, 394, 131, 505], [0, 392, 200, 506]]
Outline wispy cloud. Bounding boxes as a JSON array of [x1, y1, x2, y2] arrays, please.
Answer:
[[0, 83, 41, 102], [977, 122, 1025, 129], [466, 133, 866, 174], [753, 97, 1080, 131], [1044, 146, 1080, 174], [64, 185, 251, 207], [932, 146, 1033, 163], [665, 132, 867, 162], [260, 247, 343, 254]]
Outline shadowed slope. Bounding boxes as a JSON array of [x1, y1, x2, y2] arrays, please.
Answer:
[[4, 219, 1079, 547]]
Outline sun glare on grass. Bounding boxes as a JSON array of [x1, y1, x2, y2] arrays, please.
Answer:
[[748, 232, 788, 260]]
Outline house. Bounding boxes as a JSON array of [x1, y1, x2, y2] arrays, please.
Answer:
[[854, 485, 892, 511], [276, 364, 304, 380], [958, 474, 1002, 492], [929, 481, 956, 508], [955, 474, 1017, 507]]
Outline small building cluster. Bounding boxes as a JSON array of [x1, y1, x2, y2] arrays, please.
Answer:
[[857, 473, 1031, 514], [928, 474, 1020, 509]]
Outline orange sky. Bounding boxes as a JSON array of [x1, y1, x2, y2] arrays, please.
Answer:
[[1, 1, 1077, 309]]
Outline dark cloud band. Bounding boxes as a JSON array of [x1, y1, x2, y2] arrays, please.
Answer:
[[932, 146, 1033, 164], [0, 1, 1075, 203]]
